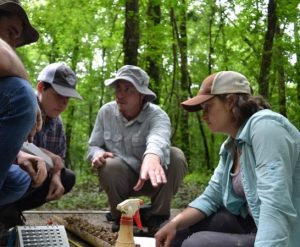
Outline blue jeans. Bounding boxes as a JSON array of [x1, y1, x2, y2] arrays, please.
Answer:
[[0, 77, 37, 206]]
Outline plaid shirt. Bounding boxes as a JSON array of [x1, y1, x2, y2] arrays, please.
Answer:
[[33, 115, 66, 159]]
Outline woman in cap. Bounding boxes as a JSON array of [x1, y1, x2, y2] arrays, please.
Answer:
[[155, 71, 300, 247]]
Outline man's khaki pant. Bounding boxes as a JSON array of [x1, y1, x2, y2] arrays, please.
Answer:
[[98, 147, 188, 219]]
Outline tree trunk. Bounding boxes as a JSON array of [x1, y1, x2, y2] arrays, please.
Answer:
[[207, 1, 217, 169], [275, 26, 286, 116], [124, 0, 139, 65], [65, 104, 75, 169], [146, 0, 162, 104], [64, 44, 79, 169], [258, 0, 277, 99], [170, 1, 190, 161], [196, 112, 210, 169], [168, 8, 179, 141], [277, 65, 286, 116], [294, 19, 300, 104]]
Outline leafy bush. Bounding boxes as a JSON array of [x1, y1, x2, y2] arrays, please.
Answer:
[[172, 170, 211, 208], [38, 170, 212, 210]]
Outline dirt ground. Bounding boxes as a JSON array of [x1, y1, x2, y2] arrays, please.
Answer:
[[20, 210, 111, 247], [24, 210, 111, 227], [21, 209, 181, 247]]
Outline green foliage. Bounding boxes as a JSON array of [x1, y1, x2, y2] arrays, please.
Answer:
[[37, 170, 212, 210], [172, 170, 212, 208], [38, 172, 109, 210]]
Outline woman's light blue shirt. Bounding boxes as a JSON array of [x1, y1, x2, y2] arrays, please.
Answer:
[[190, 109, 300, 246]]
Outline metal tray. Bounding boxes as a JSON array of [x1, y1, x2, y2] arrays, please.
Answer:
[[15, 225, 69, 247]]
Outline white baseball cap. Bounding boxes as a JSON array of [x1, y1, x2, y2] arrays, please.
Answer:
[[37, 62, 82, 100]]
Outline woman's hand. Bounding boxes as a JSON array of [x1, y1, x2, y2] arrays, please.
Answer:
[[155, 207, 206, 247], [155, 221, 177, 247]]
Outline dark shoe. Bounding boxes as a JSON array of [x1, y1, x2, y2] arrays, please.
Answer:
[[105, 212, 120, 232], [145, 215, 169, 236], [105, 212, 114, 222], [111, 221, 120, 232], [139, 204, 152, 219], [0, 222, 8, 246], [0, 205, 26, 229]]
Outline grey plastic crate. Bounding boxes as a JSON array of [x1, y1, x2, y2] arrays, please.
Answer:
[[15, 225, 69, 247]]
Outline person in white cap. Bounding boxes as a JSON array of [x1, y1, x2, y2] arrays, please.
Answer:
[[10, 63, 82, 215], [155, 71, 300, 247], [87, 65, 187, 235], [0, 1, 47, 241]]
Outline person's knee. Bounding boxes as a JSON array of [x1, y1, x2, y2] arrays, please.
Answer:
[[0, 78, 37, 149], [15, 78, 37, 124], [0, 165, 31, 205], [182, 232, 212, 247], [98, 157, 124, 177], [170, 147, 187, 167], [182, 231, 255, 247], [169, 146, 188, 175], [98, 157, 127, 188]]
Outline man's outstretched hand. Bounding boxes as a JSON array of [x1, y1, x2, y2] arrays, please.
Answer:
[[133, 153, 167, 191]]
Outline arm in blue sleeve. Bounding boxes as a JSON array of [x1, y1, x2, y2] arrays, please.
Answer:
[[251, 118, 297, 247]]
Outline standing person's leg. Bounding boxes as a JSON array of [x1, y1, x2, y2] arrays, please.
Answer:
[[0, 77, 37, 205], [173, 208, 257, 247]]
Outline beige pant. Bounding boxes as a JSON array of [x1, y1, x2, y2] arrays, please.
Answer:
[[98, 147, 188, 219]]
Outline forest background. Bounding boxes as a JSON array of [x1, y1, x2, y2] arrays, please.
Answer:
[[18, 0, 300, 210]]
